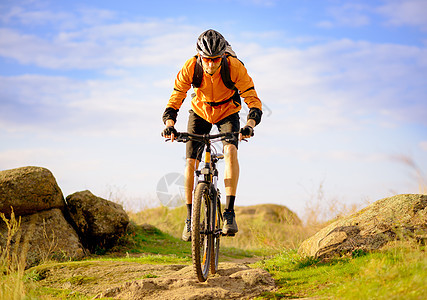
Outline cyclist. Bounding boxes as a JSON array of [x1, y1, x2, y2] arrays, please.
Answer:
[[162, 29, 262, 241]]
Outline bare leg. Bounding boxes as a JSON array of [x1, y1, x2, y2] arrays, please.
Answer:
[[185, 158, 199, 204], [223, 144, 239, 196], [222, 144, 239, 235]]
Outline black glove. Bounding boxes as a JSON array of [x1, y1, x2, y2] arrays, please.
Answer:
[[240, 125, 254, 137], [162, 126, 178, 137]]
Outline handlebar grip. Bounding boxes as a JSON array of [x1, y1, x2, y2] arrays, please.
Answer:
[[175, 132, 190, 143], [164, 132, 185, 142]]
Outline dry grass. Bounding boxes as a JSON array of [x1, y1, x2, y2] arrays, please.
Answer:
[[0, 208, 26, 300], [128, 155, 427, 253], [33, 219, 60, 265], [393, 154, 427, 194], [129, 179, 378, 254], [302, 182, 366, 232], [129, 202, 335, 253]]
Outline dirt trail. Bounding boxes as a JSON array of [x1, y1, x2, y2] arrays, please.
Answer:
[[33, 259, 276, 299]]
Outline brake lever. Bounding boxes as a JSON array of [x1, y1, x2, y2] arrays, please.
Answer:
[[164, 138, 189, 143]]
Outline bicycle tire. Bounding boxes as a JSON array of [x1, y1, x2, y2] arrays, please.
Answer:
[[210, 190, 221, 274], [192, 182, 213, 282]]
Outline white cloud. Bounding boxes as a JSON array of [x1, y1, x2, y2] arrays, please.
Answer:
[[0, 2, 199, 70], [1, 1, 425, 214], [317, 1, 427, 31], [246, 38, 427, 131], [0, 2, 116, 29], [317, 2, 371, 28], [378, 0, 427, 30], [0, 74, 164, 138], [0, 24, 196, 70], [2, 27, 426, 140]]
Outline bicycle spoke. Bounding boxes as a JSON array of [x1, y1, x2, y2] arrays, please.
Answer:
[[192, 183, 212, 282]]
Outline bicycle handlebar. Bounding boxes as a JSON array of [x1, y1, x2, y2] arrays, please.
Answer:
[[174, 132, 240, 144]]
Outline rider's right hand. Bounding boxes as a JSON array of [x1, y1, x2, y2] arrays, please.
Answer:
[[162, 125, 178, 141]]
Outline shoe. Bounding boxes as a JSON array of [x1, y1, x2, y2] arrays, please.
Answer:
[[181, 218, 191, 242], [222, 210, 238, 236]]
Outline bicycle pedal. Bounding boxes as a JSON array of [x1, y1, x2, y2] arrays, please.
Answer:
[[222, 233, 235, 237]]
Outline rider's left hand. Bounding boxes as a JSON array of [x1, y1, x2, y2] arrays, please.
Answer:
[[239, 125, 254, 140]]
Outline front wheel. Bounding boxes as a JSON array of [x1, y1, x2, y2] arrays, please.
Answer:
[[192, 182, 213, 282], [210, 190, 221, 274]]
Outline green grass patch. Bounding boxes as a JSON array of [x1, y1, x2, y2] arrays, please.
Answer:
[[141, 273, 158, 279], [220, 246, 260, 260], [104, 221, 259, 262], [62, 275, 97, 285], [105, 222, 192, 258], [255, 242, 427, 299]]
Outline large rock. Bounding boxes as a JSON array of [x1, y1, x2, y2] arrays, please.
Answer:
[[0, 166, 65, 216], [66, 190, 129, 251], [236, 204, 302, 225], [298, 194, 427, 259], [0, 208, 86, 268]]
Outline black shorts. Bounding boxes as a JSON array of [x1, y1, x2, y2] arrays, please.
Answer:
[[186, 110, 240, 160]]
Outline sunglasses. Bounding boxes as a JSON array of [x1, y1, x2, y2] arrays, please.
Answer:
[[201, 56, 222, 63]]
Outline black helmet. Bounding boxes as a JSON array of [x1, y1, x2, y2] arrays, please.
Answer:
[[196, 29, 226, 57]]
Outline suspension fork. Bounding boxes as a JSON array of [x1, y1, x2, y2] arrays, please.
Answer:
[[202, 141, 219, 235], [200, 141, 212, 183]]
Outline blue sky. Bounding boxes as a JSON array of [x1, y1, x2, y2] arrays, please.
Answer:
[[1, 0, 426, 217]]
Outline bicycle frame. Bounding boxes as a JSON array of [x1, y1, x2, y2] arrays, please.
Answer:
[[174, 132, 239, 281], [195, 138, 222, 191], [194, 139, 222, 237], [176, 131, 238, 204]]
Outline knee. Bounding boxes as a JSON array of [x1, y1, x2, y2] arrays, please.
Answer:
[[224, 144, 238, 160], [186, 158, 198, 171]]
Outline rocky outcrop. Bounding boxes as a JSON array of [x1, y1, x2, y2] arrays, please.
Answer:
[[298, 194, 427, 259], [0, 166, 129, 267], [0, 166, 65, 216], [0, 208, 86, 267], [66, 190, 129, 250]]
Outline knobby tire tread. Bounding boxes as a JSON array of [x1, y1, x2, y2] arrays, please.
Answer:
[[192, 182, 212, 282], [210, 193, 221, 274]]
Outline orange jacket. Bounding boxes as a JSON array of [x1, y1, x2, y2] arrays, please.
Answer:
[[165, 55, 262, 124]]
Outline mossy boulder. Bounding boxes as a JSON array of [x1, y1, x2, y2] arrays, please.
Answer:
[[0, 166, 65, 216], [298, 194, 427, 259], [66, 190, 129, 251]]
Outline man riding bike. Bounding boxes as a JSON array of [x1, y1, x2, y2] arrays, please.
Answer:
[[162, 29, 262, 241]]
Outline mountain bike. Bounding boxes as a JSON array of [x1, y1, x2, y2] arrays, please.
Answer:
[[173, 131, 240, 282]]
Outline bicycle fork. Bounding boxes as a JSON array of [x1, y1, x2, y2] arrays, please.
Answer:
[[196, 144, 222, 237]]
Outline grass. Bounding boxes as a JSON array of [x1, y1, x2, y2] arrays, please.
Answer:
[[0, 209, 26, 300], [105, 221, 192, 258], [24, 286, 109, 300], [254, 241, 427, 299], [92, 220, 259, 262], [87, 254, 191, 265], [17, 203, 427, 300], [129, 204, 315, 256], [1, 215, 194, 300], [2, 181, 426, 300]]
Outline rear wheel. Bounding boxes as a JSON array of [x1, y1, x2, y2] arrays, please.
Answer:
[[192, 182, 212, 282]]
